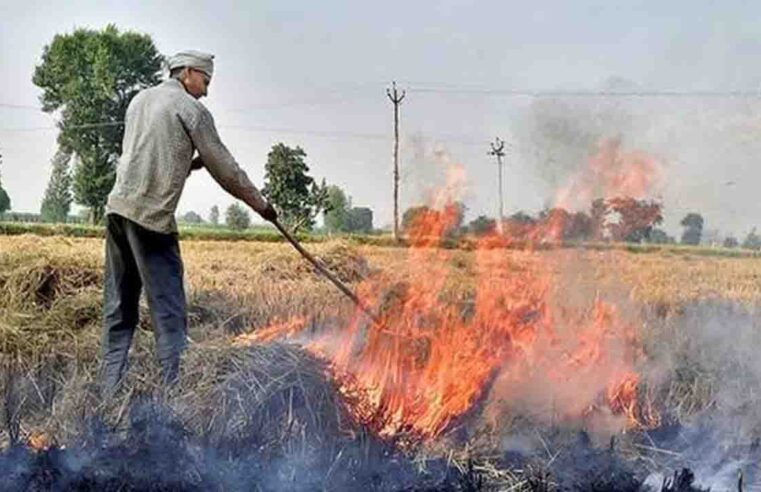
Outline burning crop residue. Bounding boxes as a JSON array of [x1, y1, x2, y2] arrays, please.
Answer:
[[7, 131, 761, 490], [554, 136, 664, 213], [243, 147, 665, 443]]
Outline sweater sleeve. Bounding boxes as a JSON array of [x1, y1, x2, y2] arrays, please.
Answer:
[[187, 106, 268, 213]]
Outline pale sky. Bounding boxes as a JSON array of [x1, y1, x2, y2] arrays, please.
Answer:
[[2, 0, 761, 237]]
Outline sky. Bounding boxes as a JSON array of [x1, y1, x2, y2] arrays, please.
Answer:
[[2, 0, 761, 237]]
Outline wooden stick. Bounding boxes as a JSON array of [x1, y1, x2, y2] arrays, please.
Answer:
[[273, 219, 381, 324]]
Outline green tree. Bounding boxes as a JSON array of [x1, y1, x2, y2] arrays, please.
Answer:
[[324, 185, 350, 233], [209, 205, 220, 225], [723, 236, 739, 248], [566, 212, 594, 240], [680, 213, 704, 246], [402, 206, 432, 231], [262, 143, 327, 232], [40, 149, 73, 222], [0, 151, 9, 214], [590, 198, 609, 240], [502, 211, 537, 240], [508, 211, 536, 224], [401, 204, 462, 238], [0, 188, 8, 215], [743, 228, 761, 250], [346, 207, 373, 233], [468, 215, 496, 236], [225, 203, 250, 230], [648, 228, 673, 244], [449, 201, 467, 233], [33, 25, 163, 223], [591, 197, 663, 243], [180, 211, 203, 224]]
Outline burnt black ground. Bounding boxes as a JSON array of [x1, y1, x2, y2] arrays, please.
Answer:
[[1, 416, 744, 491], [0, 400, 484, 492]]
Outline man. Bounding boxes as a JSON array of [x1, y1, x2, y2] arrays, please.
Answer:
[[102, 50, 277, 391]]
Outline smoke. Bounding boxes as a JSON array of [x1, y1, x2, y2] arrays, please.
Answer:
[[513, 75, 761, 236], [486, 298, 761, 490], [637, 300, 761, 490], [402, 134, 472, 213], [515, 77, 637, 192]]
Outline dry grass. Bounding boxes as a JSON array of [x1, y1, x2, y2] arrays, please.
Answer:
[[2, 233, 761, 488], [0, 235, 370, 452]]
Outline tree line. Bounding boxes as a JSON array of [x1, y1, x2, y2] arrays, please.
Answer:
[[178, 143, 373, 234], [401, 199, 761, 250]]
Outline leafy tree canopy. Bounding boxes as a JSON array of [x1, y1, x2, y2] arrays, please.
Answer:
[[468, 215, 496, 236], [0, 151, 9, 214], [680, 212, 704, 246], [180, 211, 203, 224], [324, 185, 350, 233], [33, 25, 163, 223], [40, 149, 73, 222], [0, 187, 10, 214], [723, 236, 739, 249], [346, 207, 373, 233], [209, 205, 220, 225], [648, 228, 674, 245], [602, 197, 663, 243], [262, 143, 327, 232], [225, 203, 250, 231], [743, 228, 761, 251], [402, 202, 464, 239]]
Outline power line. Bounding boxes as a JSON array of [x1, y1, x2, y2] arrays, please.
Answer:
[[0, 121, 389, 138], [217, 92, 381, 112], [407, 86, 761, 98], [0, 90, 381, 115], [0, 121, 124, 132], [223, 124, 387, 141], [0, 121, 489, 147], [0, 102, 42, 111], [7, 85, 761, 116], [213, 124, 489, 146]]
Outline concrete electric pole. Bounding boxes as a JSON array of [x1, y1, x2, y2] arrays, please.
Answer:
[[488, 137, 506, 231], [386, 81, 406, 241]]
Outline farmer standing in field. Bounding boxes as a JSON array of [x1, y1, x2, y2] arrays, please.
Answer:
[[101, 50, 277, 392]]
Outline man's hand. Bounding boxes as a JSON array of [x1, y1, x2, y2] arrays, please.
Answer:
[[190, 155, 204, 171], [259, 203, 278, 223]]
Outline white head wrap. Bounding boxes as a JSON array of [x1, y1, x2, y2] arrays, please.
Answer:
[[167, 50, 215, 77]]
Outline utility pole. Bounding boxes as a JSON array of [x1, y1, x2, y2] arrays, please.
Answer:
[[387, 81, 405, 241], [489, 137, 506, 232]]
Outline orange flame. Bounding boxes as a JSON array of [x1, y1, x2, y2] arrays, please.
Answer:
[[240, 150, 662, 442], [27, 431, 55, 452], [555, 137, 664, 210]]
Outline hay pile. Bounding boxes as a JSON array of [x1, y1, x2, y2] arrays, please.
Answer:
[[14, 341, 351, 455], [0, 235, 357, 457], [0, 236, 103, 358], [0, 236, 102, 310], [177, 341, 351, 454]]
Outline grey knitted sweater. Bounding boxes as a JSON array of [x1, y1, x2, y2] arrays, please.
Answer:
[[107, 79, 267, 233]]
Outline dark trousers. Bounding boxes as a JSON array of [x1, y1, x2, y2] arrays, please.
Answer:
[[101, 214, 187, 392]]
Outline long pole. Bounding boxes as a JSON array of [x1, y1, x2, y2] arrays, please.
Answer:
[[272, 219, 380, 324], [387, 81, 406, 241], [497, 152, 504, 222], [489, 137, 506, 231]]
